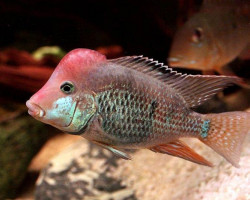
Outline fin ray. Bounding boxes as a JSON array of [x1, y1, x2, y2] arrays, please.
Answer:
[[150, 140, 213, 167], [200, 112, 250, 167], [92, 141, 131, 160], [110, 56, 240, 107]]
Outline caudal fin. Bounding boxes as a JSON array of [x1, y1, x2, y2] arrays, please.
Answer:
[[200, 112, 250, 167]]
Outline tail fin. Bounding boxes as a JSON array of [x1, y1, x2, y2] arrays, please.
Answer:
[[200, 112, 250, 167]]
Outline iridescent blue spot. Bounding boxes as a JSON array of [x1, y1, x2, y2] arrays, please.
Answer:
[[166, 116, 171, 123], [200, 120, 210, 138]]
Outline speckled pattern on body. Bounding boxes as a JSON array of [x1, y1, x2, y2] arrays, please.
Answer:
[[94, 75, 207, 148]]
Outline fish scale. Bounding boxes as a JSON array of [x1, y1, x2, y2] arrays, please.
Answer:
[[95, 81, 203, 147], [97, 88, 155, 145]]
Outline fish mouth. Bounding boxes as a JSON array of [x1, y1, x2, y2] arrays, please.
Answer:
[[26, 100, 45, 118], [26, 99, 78, 128], [168, 57, 180, 62], [168, 57, 181, 66], [168, 56, 198, 67]]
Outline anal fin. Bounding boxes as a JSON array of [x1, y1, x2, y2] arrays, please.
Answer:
[[150, 140, 213, 167], [92, 141, 131, 160]]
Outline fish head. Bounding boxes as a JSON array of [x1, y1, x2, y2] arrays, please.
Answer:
[[26, 48, 106, 134], [168, 14, 215, 70]]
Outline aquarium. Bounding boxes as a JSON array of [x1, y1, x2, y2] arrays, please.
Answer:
[[0, 0, 249, 199]]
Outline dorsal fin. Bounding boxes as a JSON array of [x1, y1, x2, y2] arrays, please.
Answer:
[[109, 56, 240, 108]]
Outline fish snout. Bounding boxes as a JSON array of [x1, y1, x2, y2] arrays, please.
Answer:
[[26, 100, 45, 118]]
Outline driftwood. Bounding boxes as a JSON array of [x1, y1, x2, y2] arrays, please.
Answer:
[[0, 47, 123, 93]]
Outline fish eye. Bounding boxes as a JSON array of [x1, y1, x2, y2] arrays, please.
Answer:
[[60, 81, 75, 94], [192, 27, 203, 43]]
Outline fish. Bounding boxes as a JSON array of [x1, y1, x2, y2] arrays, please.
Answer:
[[26, 48, 250, 167], [168, 0, 250, 75]]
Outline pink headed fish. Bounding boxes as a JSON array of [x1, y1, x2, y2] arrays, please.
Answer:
[[168, 0, 250, 75], [26, 48, 250, 167]]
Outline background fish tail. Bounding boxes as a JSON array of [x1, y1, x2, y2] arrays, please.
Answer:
[[200, 112, 250, 167]]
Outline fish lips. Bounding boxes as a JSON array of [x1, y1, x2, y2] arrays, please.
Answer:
[[26, 100, 46, 118], [168, 57, 181, 66], [168, 57, 197, 67]]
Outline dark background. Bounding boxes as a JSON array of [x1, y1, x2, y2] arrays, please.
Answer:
[[0, 0, 201, 62]]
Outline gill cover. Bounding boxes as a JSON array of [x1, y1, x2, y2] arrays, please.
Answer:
[[62, 93, 97, 134]]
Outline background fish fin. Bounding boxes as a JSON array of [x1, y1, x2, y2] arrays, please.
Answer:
[[110, 56, 240, 107], [149, 140, 213, 167], [200, 112, 250, 167], [92, 141, 131, 160]]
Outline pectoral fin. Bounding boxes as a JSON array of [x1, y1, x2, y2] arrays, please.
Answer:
[[150, 140, 213, 167], [92, 141, 131, 160]]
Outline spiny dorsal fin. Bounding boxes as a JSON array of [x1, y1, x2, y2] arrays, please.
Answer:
[[109, 56, 240, 108]]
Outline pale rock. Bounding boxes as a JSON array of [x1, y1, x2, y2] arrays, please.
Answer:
[[36, 125, 250, 200]]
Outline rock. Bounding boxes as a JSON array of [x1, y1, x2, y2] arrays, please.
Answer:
[[84, 189, 135, 200], [0, 101, 51, 199], [29, 134, 80, 172], [113, 137, 250, 200], [36, 133, 250, 200], [35, 140, 137, 200]]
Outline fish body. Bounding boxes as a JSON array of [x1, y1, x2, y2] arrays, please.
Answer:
[[169, 0, 250, 73], [85, 68, 196, 148], [27, 49, 249, 167]]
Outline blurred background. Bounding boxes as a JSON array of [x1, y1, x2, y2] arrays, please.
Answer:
[[0, 0, 249, 199]]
